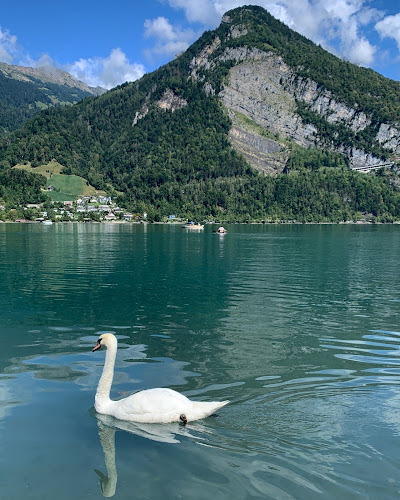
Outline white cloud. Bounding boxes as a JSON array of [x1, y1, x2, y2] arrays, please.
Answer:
[[375, 13, 400, 51], [357, 7, 383, 26], [316, 1, 379, 67], [0, 26, 18, 64], [144, 16, 196, 58], [348, 37, 376, 65], [67, 48, 146, 89], [165, 0, 220, 25], [19, 53, 56, 69]]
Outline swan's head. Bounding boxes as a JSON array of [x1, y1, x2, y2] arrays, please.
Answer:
[[92, 333, 117, 352]]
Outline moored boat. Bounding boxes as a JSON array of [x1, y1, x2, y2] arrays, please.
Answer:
[[182, 222, 204, 230]]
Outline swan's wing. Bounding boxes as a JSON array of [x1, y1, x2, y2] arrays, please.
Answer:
[[115, 388, 190, 417]]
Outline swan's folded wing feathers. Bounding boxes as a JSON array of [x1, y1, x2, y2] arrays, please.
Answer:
[[109, 388, 190, 423], [118, 388, 190, 414]]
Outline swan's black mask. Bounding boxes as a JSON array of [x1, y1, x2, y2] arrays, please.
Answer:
[[92, 339, 102, 352]]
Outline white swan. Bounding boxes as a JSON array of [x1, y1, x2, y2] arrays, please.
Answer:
[[92, 333, 229, 424]]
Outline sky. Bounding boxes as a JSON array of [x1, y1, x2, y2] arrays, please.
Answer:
[[1, 0, 400, 89]]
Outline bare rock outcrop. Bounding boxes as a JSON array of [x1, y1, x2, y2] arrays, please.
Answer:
[[132, 105, 149, 126], [229, 125, 289, 175], [133, 88, 187, 127], [157, 89, 187, 112], [219, 53, 317, 149], [189, 37, 399, 173], [376, 123, 400, 152]]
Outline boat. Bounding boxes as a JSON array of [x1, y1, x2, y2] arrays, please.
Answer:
[[42, 220, 53, 225], [182, 222, 204, 230], [215, 226, 227, 234]]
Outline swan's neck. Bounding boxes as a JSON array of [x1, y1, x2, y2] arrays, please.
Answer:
[[95, 344, 117, 411]]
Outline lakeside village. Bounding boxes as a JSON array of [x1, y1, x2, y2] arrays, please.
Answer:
[[0, 196, 151, 224], [1, 192, 397, 226], [1, 197, 397, 225]]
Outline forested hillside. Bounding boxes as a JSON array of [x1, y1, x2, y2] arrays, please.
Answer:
[[1, 6, 400, 222], [0, 168, 47, 205], [0, 63, 103, 136]]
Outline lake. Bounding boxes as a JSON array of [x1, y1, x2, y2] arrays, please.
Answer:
[[1, 222, 400, 499]]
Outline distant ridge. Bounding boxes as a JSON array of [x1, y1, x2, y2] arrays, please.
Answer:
[[0, 62, 104, 95], [0, 62, 105, 136]]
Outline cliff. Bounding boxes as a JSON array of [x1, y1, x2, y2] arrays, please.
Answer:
[[189, 14, 400, 174]]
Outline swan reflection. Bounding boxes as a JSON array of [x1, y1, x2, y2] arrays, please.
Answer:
[[94, 413, 204, 497], [95, 420, 117, 498]]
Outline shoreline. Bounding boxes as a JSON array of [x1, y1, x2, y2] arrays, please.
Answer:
[[1, 219, 399, 225]]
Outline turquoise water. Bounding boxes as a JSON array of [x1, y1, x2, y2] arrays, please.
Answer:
[[1, 223, 400, 499]]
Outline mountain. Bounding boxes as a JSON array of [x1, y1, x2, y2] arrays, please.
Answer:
[[1, 5, 400, 222], [0, 62, 105, 136]]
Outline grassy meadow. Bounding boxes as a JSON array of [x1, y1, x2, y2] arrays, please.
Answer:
[[14, 161, 105, 201]]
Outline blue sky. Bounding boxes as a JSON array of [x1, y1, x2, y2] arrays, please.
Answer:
[[1, 0, 400, 89]]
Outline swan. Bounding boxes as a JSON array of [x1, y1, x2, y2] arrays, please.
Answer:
[[92, 333, 229, 424]]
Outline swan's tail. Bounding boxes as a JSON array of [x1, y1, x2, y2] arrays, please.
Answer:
[[212, 400, 230, 411], [187, 400, 229, 422]]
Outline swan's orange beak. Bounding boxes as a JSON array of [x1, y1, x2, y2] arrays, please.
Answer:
[[92, 340, 102, 352]]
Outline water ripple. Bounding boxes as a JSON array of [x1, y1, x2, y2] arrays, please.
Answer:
[[322, 330, 400, 370]]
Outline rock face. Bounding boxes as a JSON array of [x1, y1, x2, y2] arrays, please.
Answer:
[[376, 123, 400, 152], [219, 52, 317, 149], [190, 37, 221, 81], [132, 105, 149, 127], [157, 89, 187, 112], [190, 33, 400, 174], [229, 125, 289, 175], [132, 89, 187, 127]]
